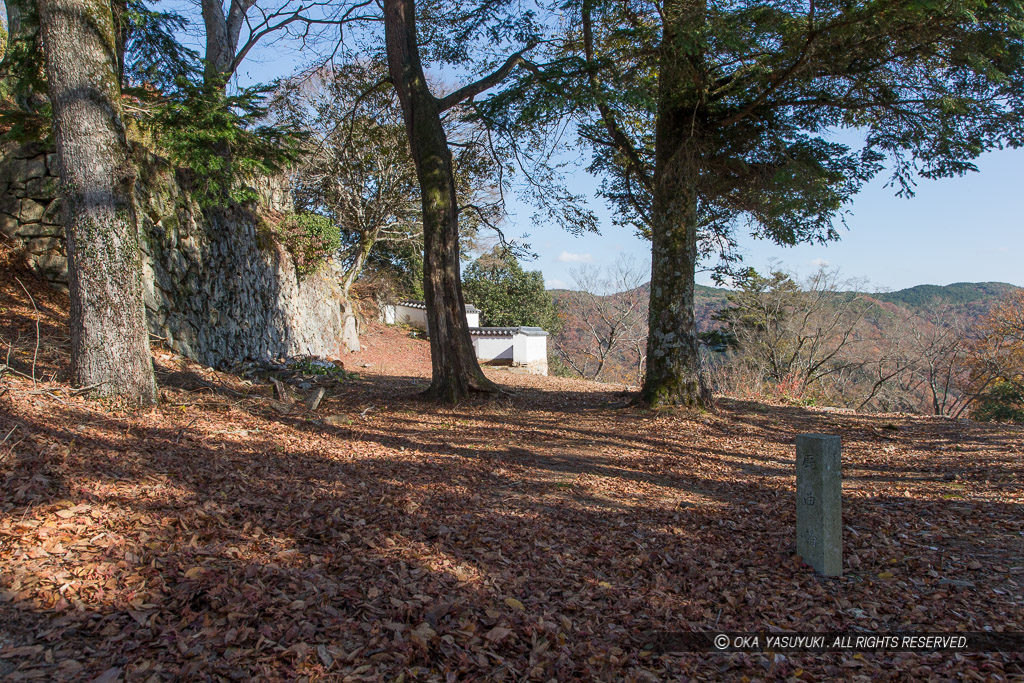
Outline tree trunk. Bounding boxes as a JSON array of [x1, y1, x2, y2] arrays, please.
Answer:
[[38, 0, 157, 406], [200, 0, 234, 85], [383, 0, 498, 402], [641, 163, 708, 407], [639, 0, 712, 409], [2, 0, 47, 114], [112, 0, 128, 88], [341, 232, 376, 300]]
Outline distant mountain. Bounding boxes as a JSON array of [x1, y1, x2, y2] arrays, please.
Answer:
[[552, 281, 1020, 329], [874, 282, 1020, 310], [548, 280, 1021, 384], [549, 282, 732, 331]]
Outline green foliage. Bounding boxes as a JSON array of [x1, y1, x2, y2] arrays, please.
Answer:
[[150, 77, 304, 206], [712, 269, 798, 343], [0, 0, 50, 142], [291, 358, 358, 380], [462, 248, 560, 331], [493, 0, 1024, 279], [271, 64, 425, 293], [0, 0, 199, 144], [272, 212, 341, 276], [119, 0, 199, 94], [270, 62, 505, 298], [708, 267, 868, 401], [547, 352, 579, 379], [971, 380, 1024, 422], [877, 283, 1021, 310], [365, 240, 425, 299]]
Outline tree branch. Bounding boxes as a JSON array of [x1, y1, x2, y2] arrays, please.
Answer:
[[581, 0, 652, 190], [437, 47, 535, 111]]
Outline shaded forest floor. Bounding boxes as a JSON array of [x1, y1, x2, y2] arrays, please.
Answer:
[[1, 264, 1022, 681]]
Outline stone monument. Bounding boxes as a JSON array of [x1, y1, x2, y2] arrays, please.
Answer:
[[796, 434, 842, 577]]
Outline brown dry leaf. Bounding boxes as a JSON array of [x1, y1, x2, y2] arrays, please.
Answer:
[[0, 278, 1021, 682], [503, 597, 525, 611], [91, 667, 122, 682], [485, 626, 513, 643], [0, 645, 44, 657]]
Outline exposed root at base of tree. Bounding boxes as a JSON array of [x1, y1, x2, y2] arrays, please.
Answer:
[[418, 376, 505, 403]]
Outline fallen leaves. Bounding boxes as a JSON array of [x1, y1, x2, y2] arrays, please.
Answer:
[[0, 288, 1022, 680]]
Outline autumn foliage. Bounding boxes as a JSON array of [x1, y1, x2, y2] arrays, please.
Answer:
[[968, 291, 1024, 422]]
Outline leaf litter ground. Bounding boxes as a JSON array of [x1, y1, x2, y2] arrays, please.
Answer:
[[0, 271, 1022, 681]]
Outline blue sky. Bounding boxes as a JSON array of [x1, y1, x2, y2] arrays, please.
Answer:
[[514, 145, 1024, 292]]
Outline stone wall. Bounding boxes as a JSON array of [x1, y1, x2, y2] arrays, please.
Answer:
[[0, 142, 66, 283], [0, 141, 346, 367]]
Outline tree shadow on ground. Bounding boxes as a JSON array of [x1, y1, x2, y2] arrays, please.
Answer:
[[2, 381, 1022, 679], [1, 275, 1022, 679]]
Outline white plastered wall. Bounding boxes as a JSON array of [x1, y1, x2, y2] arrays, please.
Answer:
[[394, 304, 428, 330], [473, 335, 514, 362]]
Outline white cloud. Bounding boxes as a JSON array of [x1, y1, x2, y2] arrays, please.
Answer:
[[546, 278, 568, 289], [558, 251, 594, 263], [810, 257, 830, 268]]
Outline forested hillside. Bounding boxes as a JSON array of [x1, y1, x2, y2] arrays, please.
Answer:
[[556, 280, 1020, 342], [874, 282, 1021, 311], [551, 277, 1023, 415]]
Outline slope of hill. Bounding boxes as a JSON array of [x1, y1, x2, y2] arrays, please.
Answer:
[[552, 281, 1020, 329], [548, 283, 732, 333], [876, 281, 1020, 310]]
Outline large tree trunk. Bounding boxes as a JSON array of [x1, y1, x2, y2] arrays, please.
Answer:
[[38, 0, 157, 406], [383, 0, 498, 401], [639, 0, 711, 409], [642, 165, 708, 407]]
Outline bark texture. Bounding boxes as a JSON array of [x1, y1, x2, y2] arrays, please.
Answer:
[[642, 170, 707, 408], [383, 0, 498, 401], [640, 0, 712, 409], [38, 0, 157, 406]]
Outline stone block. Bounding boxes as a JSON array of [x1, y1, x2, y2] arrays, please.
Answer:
[[0, 195, 17, 216], [23, 156, 47, 180], [41, 199, 62, 225], [141, 260, 161, 311], [12, 142, 49, 160], [31, 253, 69, 283], [16, 222, 63, 238], [25, 237, 64, 255], [796, 434, 842, 577], [0, 212, 18, 238], [25, 175, 59, 199], [19, 198, 46, 223]]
